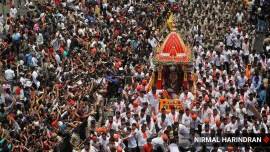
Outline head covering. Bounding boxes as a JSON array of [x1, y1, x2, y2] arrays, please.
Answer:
[[113, 134, 120, 139], [204, 118, 210, 124], [59, 47, 64, 53], [136, 85, 143, 92], [191, 113, 197, 120], [142, 79, 147, 85], [68, 99, 76, 105], [133, 100, 139, 107], [219, 96, 225, 103], [161, 134, 169, 141], [204, 95, 209, 102], [15, 87, 21, 95], [92, 135, 97, 141], [96, 127, 107, 133], [117, 146, 123, 152]]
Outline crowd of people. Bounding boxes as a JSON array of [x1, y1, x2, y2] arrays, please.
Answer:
[[249, 0, 270, 33], [0, 0, 270, 152]]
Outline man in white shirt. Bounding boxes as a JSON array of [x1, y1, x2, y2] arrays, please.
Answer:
[[201, 103, 213, 120], [32, 69, 40, 89], [242, 37, 249, 64], [89, 135, 102, 151], [31, 55, 38, 67], [98, 133, 109, 152], [137, 91, 148, 105], [148, 36, 158, 48], [181, 108, 191, 128], [194, 33, 203, 45], [210, 109, 220, 125], [114, 100, 125, 113], [4, 66, 15, 82], [127, 124, 138, 151], [145, 115, 156, 137], [233, 35, 242, 51], [260, 117, 269, 133], [36, 32, 44, 46], [178, 122, 191, 149], [245, 94, 258, 117], [0, 13, 3, 24], [80, 142, 90, 152], [225, 32, 234, 49], [55, 53, 62, 65], [105, 116, 119, 131], [137, 124, 149, 150], [236, 11, 244, 24], [214, 54, 222, 69], [236, 72, 247, 89], [157, 112, 171, 130], [168, 143, 180, 152], [148, 87, 159, 114], [224, 116, 239, 133], [168, 106, 179, 124], [151, 134, 168, 152], [179, 89, 194, 109], [113, 111, 122, 127], [10, 5, 17, 18], [252, 121, 261, 134], [216, 96, 229, 117]]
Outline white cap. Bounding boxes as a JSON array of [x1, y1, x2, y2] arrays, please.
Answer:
[[58, 121, 63, 126], [19, 60, 24, 65], [17, 110, 22, 115], [109, 18, 114, 23], [34, 121, 39, 126], [77, 80, 82, 85]]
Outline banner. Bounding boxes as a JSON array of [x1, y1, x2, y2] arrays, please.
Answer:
[[159, 99, 183, 112]]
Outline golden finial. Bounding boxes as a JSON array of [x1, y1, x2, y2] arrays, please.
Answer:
[[167, 13, 176, 31]]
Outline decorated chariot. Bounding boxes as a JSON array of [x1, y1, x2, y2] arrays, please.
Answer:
[[147, 14, 196, 112]]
